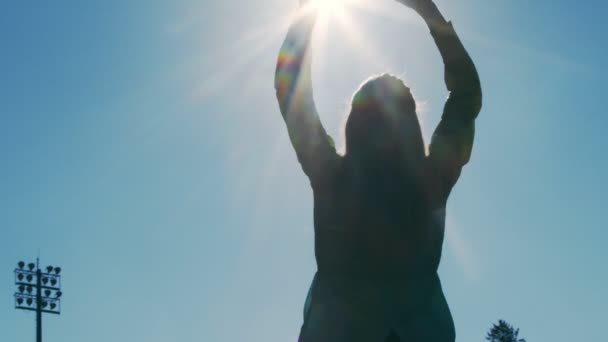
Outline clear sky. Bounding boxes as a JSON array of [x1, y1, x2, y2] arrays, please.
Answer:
[[1, 0, 606, 341]]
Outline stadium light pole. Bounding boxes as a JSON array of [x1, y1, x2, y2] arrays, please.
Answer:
[[14, 258, 62, 342]]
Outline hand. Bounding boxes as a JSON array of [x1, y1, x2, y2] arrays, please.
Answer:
[[395, 0, 445, 26], [394, 0, 431, 12]]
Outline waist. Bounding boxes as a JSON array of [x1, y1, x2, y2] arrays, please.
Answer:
[[316, 268, 436, 285], [314, 228, 442, 274], [309, 270, 440, 317], [315, 245, 438, 278]]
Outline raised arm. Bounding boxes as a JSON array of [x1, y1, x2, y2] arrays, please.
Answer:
[[275, 3, 338, 184], [401, 0, 483, 195]]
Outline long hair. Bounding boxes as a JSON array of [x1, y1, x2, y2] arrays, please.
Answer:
[[344, 74, 425, 168]]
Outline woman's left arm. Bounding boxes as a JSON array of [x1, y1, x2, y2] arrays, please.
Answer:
[[397, 0, 482, 195]]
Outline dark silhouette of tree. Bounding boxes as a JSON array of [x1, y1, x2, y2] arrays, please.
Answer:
[[486, 320, 526, 342]]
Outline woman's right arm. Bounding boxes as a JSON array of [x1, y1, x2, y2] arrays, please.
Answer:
[[275, 2, 338, 183]]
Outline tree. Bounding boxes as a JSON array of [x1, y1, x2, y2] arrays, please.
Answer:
[[486, 320, 526, 342]]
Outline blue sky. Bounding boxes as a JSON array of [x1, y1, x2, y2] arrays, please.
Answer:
[[1, 1, 606, 341]]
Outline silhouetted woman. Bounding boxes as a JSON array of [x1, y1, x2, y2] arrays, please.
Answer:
[[275, 0, 482, 341]]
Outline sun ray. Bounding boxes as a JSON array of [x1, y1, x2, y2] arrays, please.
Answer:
[[348, 0, 415, 21], [329, 9, 394, 71], [192, 23, 286, 100], [308, 0, 352, 16], [198, 0, 424, 103]]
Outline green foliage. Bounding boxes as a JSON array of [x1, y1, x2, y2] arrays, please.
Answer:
[[486, 320, 526, 342]]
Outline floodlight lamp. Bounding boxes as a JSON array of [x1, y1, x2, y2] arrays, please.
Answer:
[[26, 274, 33, 282], [54, 267, 61, 274], [51, 278, 57, 286], [26, 298, 33, 306], [42, 277, 49, 285], [41, 301, 48, 309], [18, 261, 25, 269], [26, 286, 33, 294], [28, 263, 35, 271], [17, 297, 24, 305], [18, 285, 25, 293], [46, 266, 53, 273], [18, 273, 24, 281], [55, 291, 62, 298], [50, 303, 57, 310], [45, 289, 51, 297]]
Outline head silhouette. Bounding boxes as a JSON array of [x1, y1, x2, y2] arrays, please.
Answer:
[[345, 74, 424, 167]]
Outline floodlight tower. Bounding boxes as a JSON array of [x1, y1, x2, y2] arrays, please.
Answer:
[[14, 258, 62, 342]]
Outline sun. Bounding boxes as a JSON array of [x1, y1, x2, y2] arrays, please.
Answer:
[[305, 0, 356, 17]]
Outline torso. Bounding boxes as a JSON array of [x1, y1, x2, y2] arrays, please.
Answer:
[[303, 155, 454, 340], [312, 156, 447, 279]]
